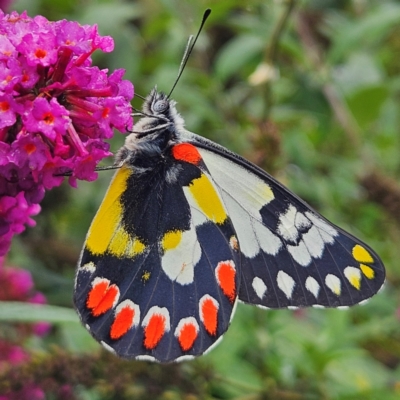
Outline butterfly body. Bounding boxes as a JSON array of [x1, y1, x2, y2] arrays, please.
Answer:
[[74, 88, 385, 363]]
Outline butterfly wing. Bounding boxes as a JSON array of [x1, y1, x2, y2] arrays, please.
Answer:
[[185, 134, 385, 309], [74, 159, 240, 363]]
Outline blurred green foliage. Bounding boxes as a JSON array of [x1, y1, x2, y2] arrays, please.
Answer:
[[2, 0, 400, 398]]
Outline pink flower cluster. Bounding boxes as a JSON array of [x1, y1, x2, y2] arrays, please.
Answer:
[[0, 10, 134, 256]]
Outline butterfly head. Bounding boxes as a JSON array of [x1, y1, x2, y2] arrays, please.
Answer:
[[132, 88, 185, 132], [143, 89, 170, 116], [116, 88, 185, 164]]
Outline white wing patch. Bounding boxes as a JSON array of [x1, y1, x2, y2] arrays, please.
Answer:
[[305, 276, 320, 298], [252, 277, 267, 299], [277, 270, 295, 299], [325, 274, 341, 295], [198, 148, 281, 258], [253, 218, 282, 256], [183, 189, 208, 227], [199, 149, 274, 218], [277, 204, 299, 241], [161, 226, 201, 285], [305, 212, 338, 242], [278, 206, 339, 267]]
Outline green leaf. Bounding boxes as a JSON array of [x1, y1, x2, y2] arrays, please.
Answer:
[[325, 351, 390, 397], [58, 322, 101, 354], [346, 84, 389, 128], [333, 53, 384, 95], [0, 302, 79, 324], [328, 3, 400, 62], [214, 35, 264, 81]]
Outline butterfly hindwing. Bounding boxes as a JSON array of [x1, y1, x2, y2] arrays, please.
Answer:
[[189, 140, 385, 309], [74, 152, 240, 363]]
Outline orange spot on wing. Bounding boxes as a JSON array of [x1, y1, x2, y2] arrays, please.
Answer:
[[172, 143, 202, 164], [201, 298, 218, 336], [86, 279, 119, 317], [144, 314, 166, 349], [110, 305, 135, 340], [178, 323, 198, 351], [216, 261, 236, 302]]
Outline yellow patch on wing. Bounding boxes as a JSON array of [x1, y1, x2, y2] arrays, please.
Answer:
[[85, 166, 145, 258], [130, 239, 146, 256], [360, 264, 375, 279], [86, 165, 130, 255], [108, 227, 130, 256], [188, 173, 227, 224], [257, 181, 274, 204], [142, 270, 151, 282], [352, 245, 374, 264], [107, 229, 146, 258], [162, 230, 183, 251], [344, 266, 361, 290]]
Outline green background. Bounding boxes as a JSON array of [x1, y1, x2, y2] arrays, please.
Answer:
[[1, 0, 400, 398]]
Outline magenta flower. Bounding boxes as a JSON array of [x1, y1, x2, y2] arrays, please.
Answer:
[[23, 97, 70, 141], [0, 10, 134, 256]]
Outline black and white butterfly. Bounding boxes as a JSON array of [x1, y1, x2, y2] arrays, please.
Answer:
[[73, 11, 385, 363]]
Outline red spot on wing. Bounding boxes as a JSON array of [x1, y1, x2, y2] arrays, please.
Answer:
[[177, 322, 198, 351], [144, 314, 166, 349], [172, 143, 202, 164], [200, 296, 218, 336], [86, 279, 119, 317], [216, 260, 236, 302], [110, 305, 135, 340]]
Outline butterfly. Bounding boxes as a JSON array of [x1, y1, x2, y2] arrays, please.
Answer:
[[73, 86, 385, 363]]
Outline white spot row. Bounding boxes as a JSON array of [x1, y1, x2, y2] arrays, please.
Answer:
[[251, 268, 362, 302]]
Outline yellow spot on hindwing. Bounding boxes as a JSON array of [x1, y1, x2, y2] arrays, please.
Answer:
[[162, 230, 182, 251], [352, 244, 374, 264], [85, 166, 145, 258], [188, 173, 227, 224], [360, 264, 375, 279]]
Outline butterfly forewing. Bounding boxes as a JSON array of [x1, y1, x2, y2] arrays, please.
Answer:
[[193, 144, 385, 309]]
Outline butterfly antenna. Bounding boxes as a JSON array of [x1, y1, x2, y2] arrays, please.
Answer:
[[135, 93, 146, 101], [167, 9, 211, 98]]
